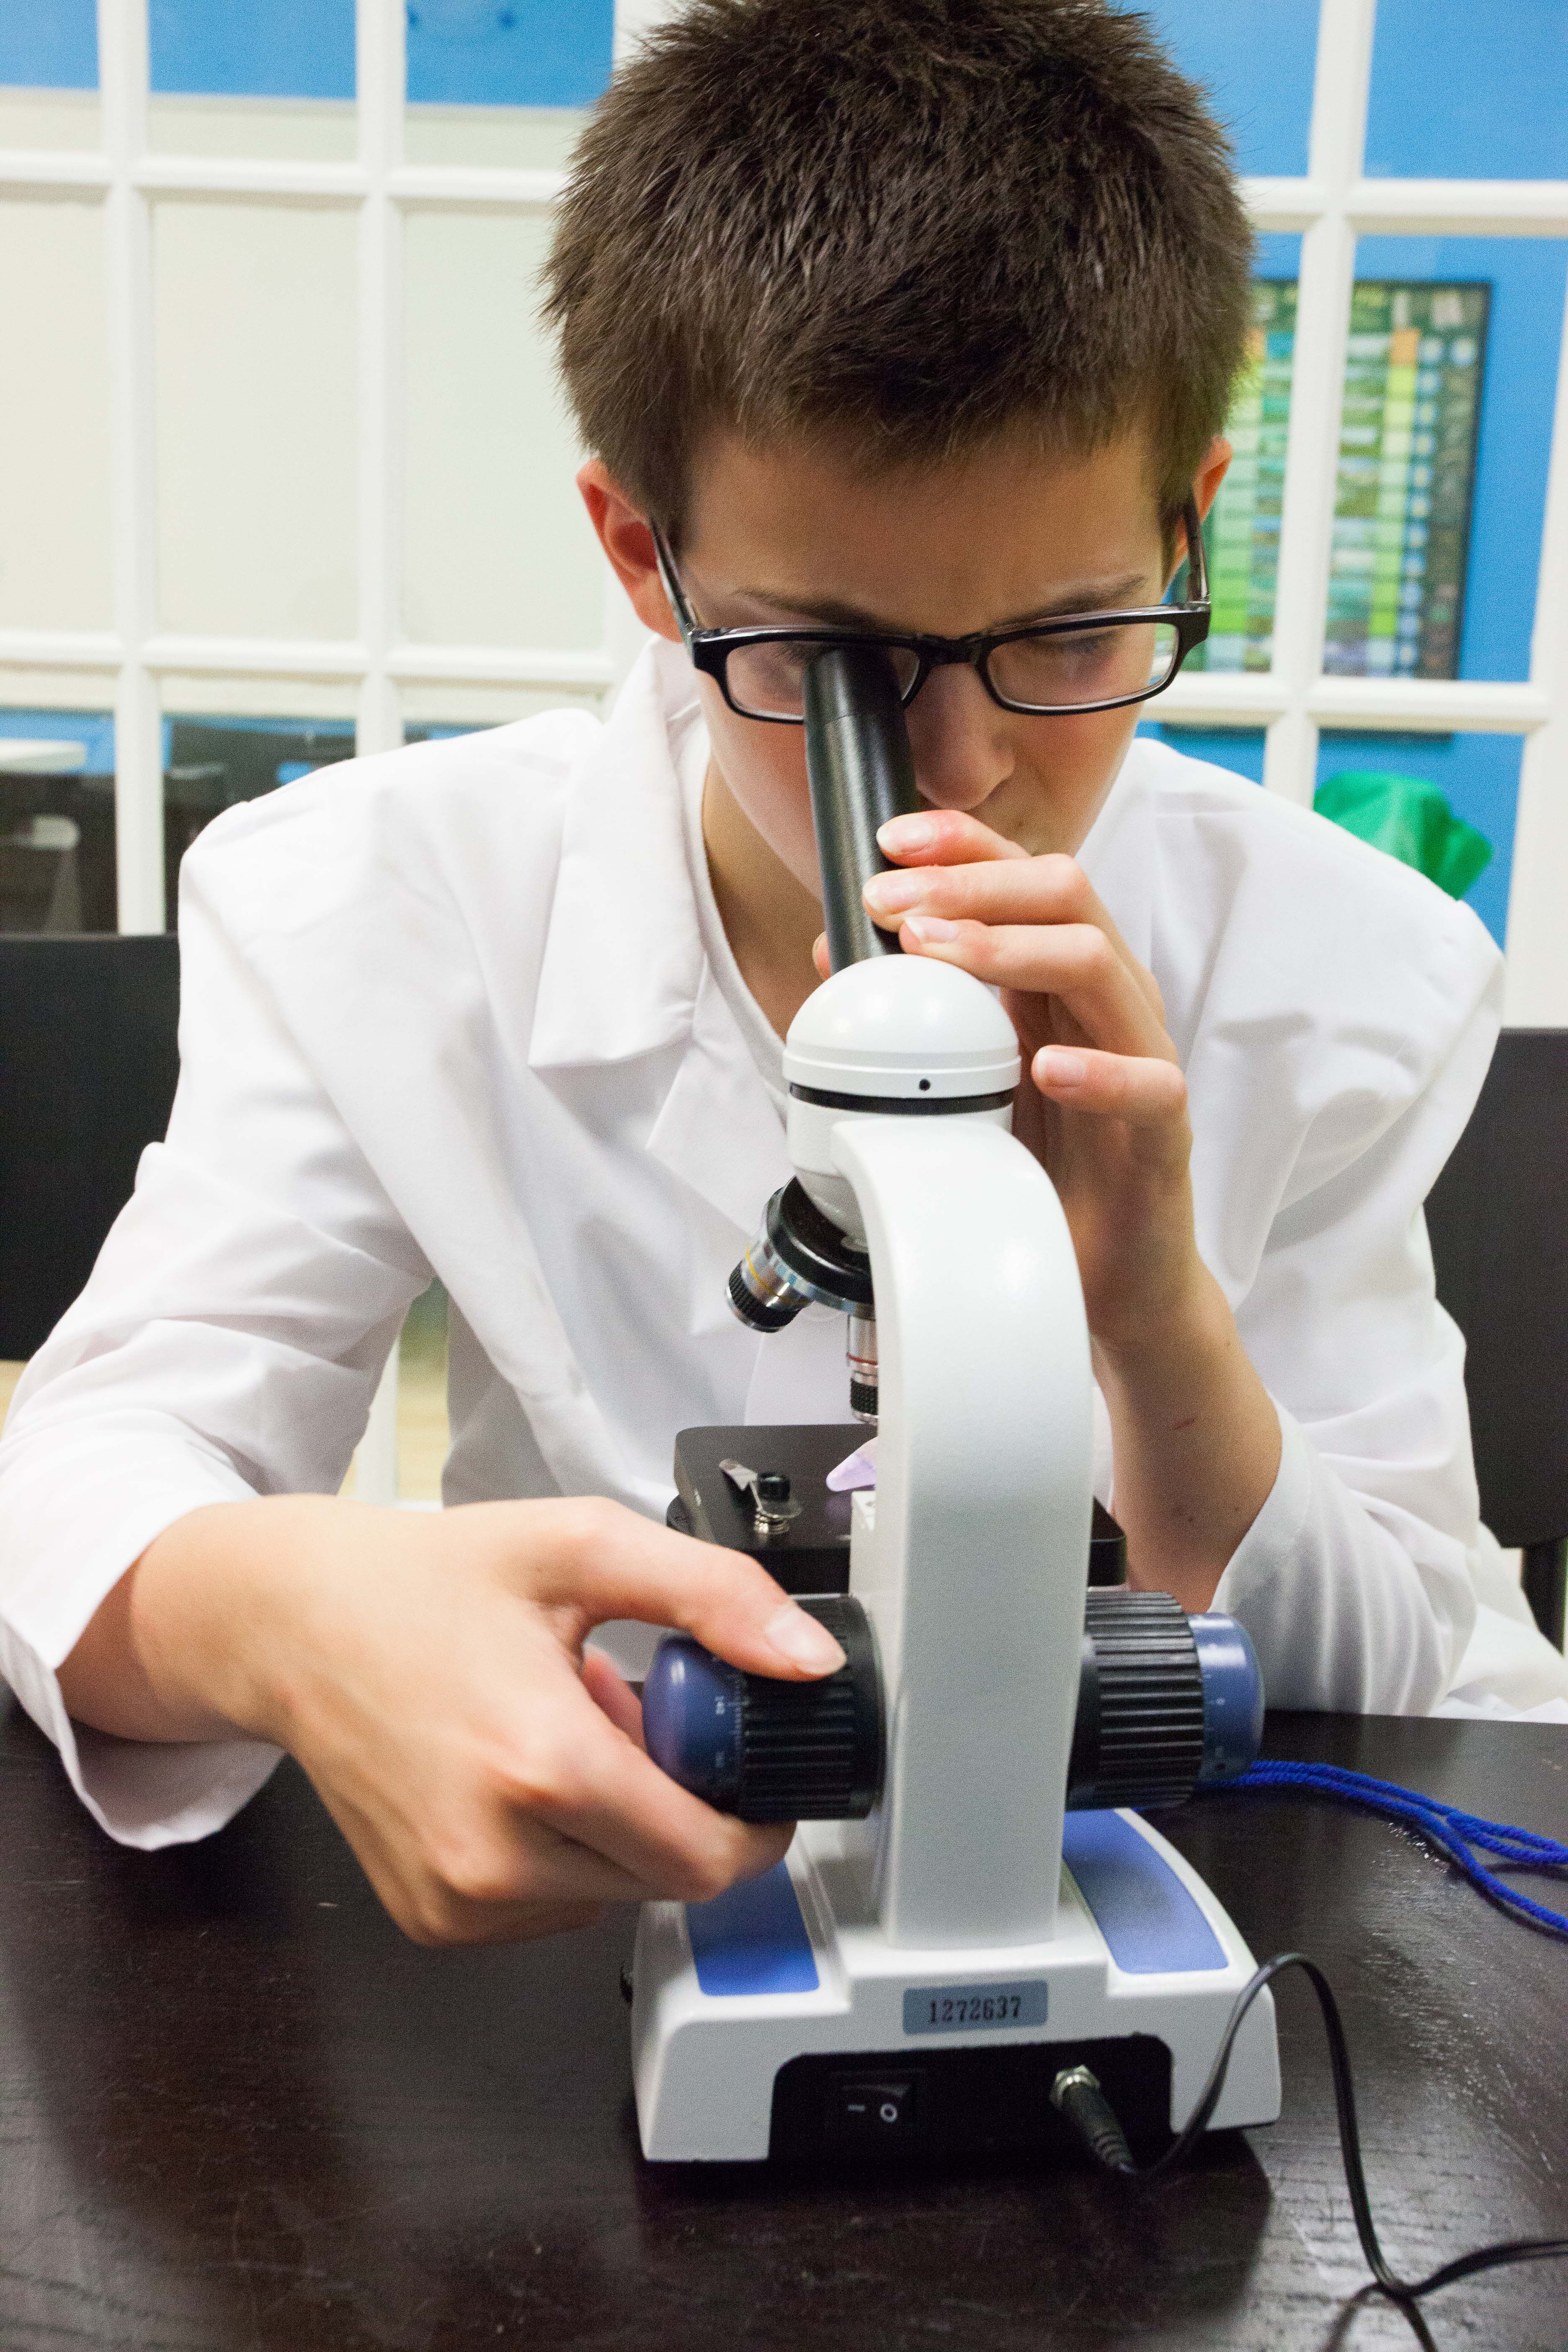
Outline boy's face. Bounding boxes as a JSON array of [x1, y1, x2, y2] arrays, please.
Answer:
[[660, 425, 1227, 892]]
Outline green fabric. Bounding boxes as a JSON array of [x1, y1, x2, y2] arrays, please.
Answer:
[[1314, 770, 1493, 900]]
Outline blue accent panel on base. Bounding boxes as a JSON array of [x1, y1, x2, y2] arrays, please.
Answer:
[[687, 1862, 819, 1998], [1062, 1813, 1227, 1975]]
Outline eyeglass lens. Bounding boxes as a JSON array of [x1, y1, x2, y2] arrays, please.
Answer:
[[722, 619, 1181, 718]]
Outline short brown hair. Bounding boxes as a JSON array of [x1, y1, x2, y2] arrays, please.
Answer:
[[544, 0, 1253, 542]]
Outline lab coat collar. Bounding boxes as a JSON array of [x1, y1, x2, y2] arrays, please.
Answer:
[[529, 639, 791, 1235], [529, 639, 708, 1073]]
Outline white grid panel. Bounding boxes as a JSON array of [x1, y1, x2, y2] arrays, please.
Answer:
[[3, 0, 1566, 1477]]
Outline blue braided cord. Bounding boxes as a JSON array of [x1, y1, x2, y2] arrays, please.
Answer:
[[1220, 1759, 1568, 1942]]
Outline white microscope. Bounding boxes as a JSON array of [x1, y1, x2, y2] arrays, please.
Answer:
[[630, 647, 1280, 2165]]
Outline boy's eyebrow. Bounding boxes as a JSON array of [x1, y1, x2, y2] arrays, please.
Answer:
[[729, 572, 1155, 631]]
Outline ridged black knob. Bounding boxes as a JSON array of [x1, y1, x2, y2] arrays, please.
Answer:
[[642, 1595, 885, 1821], [1067, 1590, 1206, 1810]]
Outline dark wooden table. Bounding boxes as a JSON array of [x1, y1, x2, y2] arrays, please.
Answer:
[[2, 1692, 1565, 2352]]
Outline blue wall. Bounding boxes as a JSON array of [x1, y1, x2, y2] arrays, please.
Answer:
[[1366, 0, 1568, 180], [0, 2, 96, 88], [149, 1, 355, 102], [1132, 0, 1320, 177], [407, 3, 614, 108], [0, 2, 618, 110]]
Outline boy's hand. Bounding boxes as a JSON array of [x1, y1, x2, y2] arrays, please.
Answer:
[[813, 803, 1282, 1610], [60, 1495, 843, 1947], [846, 807, 1198, 1358]]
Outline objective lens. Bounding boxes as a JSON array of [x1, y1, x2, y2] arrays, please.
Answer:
[[727, 1227, 815, 1332]]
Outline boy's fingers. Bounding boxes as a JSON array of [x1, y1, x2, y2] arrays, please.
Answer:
[[877, 809, 1028, 866], [1032, 1044, 1188, 1126], [581, 1645, 645, 1747], [530, 1501, 847, 1681], [517, 1678, 796, 1896], [812, 931, 832, 978], [864, 849, 1166, 1019], [899, 916, 1164, 1056]]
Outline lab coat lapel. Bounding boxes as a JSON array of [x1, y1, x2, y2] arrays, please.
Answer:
[[529, 639, 791, 1237], [645, 960, 793, 1236], [529, 642, 704, 1074]]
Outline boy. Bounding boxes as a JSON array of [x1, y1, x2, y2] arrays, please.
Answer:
[[1, 0, 1562, 1950]]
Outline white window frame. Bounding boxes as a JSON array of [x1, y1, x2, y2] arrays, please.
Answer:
[[2, 0, 1565, 1490]]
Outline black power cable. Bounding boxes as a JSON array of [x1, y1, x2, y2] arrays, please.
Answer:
[[1051, 1951, 1568, 2311]]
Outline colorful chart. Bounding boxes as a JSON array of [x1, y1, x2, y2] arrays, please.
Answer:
[[1185, 280, 1489, 679]]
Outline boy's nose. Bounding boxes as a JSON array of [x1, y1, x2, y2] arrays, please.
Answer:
[[903, 662, 1014, 813]]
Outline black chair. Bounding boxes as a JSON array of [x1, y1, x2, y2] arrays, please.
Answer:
[[0, 936, 180, 1361], [1426, 1028, 1568, 1650]]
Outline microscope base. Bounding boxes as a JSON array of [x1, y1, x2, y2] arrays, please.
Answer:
[[631, 1809, 1280, 2163]]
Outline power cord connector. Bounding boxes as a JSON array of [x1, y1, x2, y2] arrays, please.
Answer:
[[1048, 2065, 1135, 2174], [1052, 1951, 1568, 2313]]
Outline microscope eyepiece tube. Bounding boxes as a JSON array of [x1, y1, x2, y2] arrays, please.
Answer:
[[803, 645, 923, 972]]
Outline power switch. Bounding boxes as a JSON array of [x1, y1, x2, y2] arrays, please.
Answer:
[[828, 2074, 922, 2143]]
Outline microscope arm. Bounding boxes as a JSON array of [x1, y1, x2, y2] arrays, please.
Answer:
[[832, 1114, 1093, 1950]]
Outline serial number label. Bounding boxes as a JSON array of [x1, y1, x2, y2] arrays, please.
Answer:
[[903, 1980, 1048, 2035]]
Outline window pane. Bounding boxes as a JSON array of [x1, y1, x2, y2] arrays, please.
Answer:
[[153, 201, 358, 638], [1180, 240, 1298, 676], [0, 199, 113, 632], [401, 682, 609, 730], [0, 710, 117, 935], [1188, 240, 1564, 685], [1328, 281, 1487, 683], [1354, 237, 1568, 684], [0, 0, 100, 149], [161, 708, 356, 932], [1119, 0, 1319, 177], [148, 0, 355, 158], [1315, 730, 1519, 947], [407, 2, 612, 108], [404, 2, 608, 169], [1366, 0, 1568, 181], [402, 209, 605, 649]]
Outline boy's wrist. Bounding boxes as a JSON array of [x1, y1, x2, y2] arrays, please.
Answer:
[[1090, 1251, 1221, 1393], [60, 1498, 338, 1749]]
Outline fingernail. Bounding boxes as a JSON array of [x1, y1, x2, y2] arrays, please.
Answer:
[[903, 914, 959, 944], [878, 815, 934, 852], [1036, 1045, 1087, 1088], [864, 872, 923, 913], [764, 1603, 846, 1674]]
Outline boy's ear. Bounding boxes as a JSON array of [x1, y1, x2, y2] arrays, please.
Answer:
[[577, 459, 682, 642], [1193, 435, 1232, 524]]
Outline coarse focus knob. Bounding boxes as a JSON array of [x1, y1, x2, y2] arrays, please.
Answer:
[[1066, 1592, 1265, 1810], [642, 1596, 883, 1822]]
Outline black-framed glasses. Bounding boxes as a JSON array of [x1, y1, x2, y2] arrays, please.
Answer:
[[652, 498, 1210, 725]]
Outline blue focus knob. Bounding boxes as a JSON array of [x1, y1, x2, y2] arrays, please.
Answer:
[[643, 1595, 883, 1822], [646, 1591, 1263, 1824], [1189, 1612, 1266, 1786]]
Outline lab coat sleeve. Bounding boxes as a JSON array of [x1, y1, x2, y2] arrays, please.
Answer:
[[1211, 943, 1501, 1714], [0, 837, 433, 1849]]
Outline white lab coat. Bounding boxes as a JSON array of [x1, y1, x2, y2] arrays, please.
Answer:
[[1, 642, 1563, 1851]]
